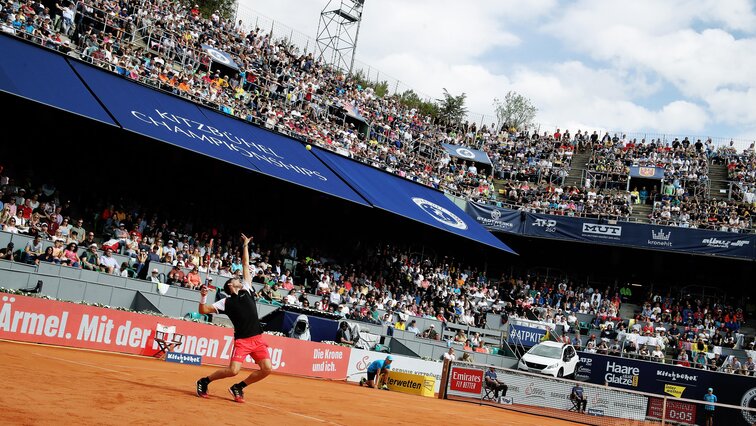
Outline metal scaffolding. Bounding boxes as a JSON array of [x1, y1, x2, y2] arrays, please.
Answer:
[[315, 0, 365, 75]]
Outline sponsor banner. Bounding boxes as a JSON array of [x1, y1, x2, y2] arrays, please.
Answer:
[[0, 294, 350, 380], [577, 352, 756, 425], [502, 372, 648, 421], [647, 397, 697, 425], [447, 366, 484, 397], [465, 201, 522, 234], [664, 383, 686, 398], [346, 348, 443, 392], [507, 324, 547, 347], [312, 148, 515, 253], [440, 143, 492, 165], [68, 60, 370, 207], [629, 166, 665, 179], [385, 371, 435, 397], [522, 212, 756, 259], [165, 352, 202, 366]]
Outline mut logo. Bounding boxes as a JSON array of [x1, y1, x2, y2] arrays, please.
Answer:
[[582, 224, 622, 236]]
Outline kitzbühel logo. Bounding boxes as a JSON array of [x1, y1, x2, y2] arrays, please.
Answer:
[[411, 198, 468, 230], [455, 148, 476, 159], [206, 47, 231, 65]]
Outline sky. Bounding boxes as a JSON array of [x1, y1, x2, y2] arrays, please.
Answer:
[[239, 0, 756, 145]]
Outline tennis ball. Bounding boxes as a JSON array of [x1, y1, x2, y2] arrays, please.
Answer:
[[306, 144, 312, 150]]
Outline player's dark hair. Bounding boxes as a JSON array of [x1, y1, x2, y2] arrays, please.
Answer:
[[224, 278, 236, 294]]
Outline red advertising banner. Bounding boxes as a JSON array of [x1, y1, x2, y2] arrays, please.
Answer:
[[448, 366, 484, 395], [0, 294, 350, 380], [647, 397, 697, 425]]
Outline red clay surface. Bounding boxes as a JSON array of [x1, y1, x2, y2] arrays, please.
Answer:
[[1, 340, 581, 425]]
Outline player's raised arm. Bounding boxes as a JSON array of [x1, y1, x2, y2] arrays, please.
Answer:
[[241, 233, 252, 284], [198, 285, 219, 315]]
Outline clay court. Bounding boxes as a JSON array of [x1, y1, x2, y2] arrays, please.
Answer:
[[1, 340, 580, 425]]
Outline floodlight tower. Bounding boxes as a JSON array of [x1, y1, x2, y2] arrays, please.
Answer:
[[316, 0, 365, 75]]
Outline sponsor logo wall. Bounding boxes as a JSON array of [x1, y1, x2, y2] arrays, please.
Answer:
[[447, 366, 484, 397], [0, 294, 350, 380], [346, 348, 444, 392], [464, 205, 756, 259], [385, 371, 435, 397], [499, 371, 648, 421], [577, 352, 756, 425], [465, 202, 522, 234], [507, 324, 547, 347]]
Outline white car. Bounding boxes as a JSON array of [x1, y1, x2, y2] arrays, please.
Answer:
[[517, 341, 579, 378]]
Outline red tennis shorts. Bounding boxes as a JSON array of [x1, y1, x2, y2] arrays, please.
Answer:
[[230, 335, 270, 364]]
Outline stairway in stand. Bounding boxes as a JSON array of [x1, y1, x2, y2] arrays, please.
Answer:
[[629, 203, 653, 223], [707, 161, 730, 199], [564, 149, 592, 188]]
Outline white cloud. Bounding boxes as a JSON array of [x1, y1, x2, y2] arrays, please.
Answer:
[[240, 0, 756, 138]]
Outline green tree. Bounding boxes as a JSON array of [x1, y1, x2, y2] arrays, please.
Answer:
[[373, 81, 389, 97], [493, 91, 538, 132], [399, 90, 438, 119], [436, 88, 467, 128], [183, 0, 237, 21]]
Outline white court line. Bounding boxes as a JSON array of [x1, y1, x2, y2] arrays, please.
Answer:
[[33, 352, 131, 375], [247, 401, 341, 425], [288, 412, 326, 423]]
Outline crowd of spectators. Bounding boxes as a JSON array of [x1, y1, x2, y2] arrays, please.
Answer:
[[3, 0, 755, 232], [498, 182, 632, 219], [718, 143, 756, 204], [2, 159, 754, 375], [588, 135, 710, 185]]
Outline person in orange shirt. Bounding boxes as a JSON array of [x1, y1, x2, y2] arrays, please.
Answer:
[[185, 266, 202, 289]]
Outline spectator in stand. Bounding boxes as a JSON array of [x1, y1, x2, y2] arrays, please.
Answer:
[[62, 242, 81, 268], [406, 320, 420, 335], [37, 246, 58, 264], [79, 243, 99, 270], [442, 347, 456, 362], [3, 216, 19, 233], [20, 235, 43, 264], [149, 268, 162, 284], [0, 242, 14, 260], [651, 345, 665, 363], [167, 264, 185, 285], [99, 248, 119, 274], [185, 265, 202, 289], [422, 324, 439, 340]]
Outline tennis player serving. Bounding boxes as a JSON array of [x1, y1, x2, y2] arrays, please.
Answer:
[[195, 233, 271, 403]]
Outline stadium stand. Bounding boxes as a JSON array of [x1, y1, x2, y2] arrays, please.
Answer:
[[1, 0, 754, 386], [2, 1, 754, 232]]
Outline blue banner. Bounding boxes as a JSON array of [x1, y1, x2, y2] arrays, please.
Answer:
[[521, 212, 756, 259], [576, 352, 756, 425], [441, 143, 492, 165], [68, 60, 369, 207], [629, 166, 665, 179], [0, 35, 115, 126], [201, 44, 239, 70], [311, 148, 516, 253], [507, 324, 546, 346], [465, 202, 522, 234]]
